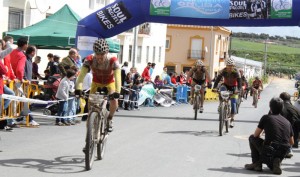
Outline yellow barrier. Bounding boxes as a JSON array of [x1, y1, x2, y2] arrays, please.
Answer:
[[205, 89, 218, 101], [1, 80, 43, 127]]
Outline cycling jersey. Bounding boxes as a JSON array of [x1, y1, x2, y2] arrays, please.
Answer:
[[213, 68, 242, 89], [190, 66, 207, 86], [252, 79, 262, 89]]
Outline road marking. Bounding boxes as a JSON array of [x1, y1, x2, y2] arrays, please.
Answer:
[[234, 135, 248, 140]]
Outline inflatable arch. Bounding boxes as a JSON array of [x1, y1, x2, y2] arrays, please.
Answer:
[[76, 0, 300, 56]]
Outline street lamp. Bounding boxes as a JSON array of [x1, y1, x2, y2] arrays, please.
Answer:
[[244, 53, 249, 74]]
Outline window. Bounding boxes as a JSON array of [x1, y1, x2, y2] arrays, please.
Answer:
[[166, 66, 175, 74], [190, 37, 203, 59], [8, 8, 23, 31], [158, 47, 162, 62], [137, 46, 142, 63], [119, 45, 123, 64], [89, 0, 95, 9], [166, 35, 171, 50], [152, 46, 156, 63], [128, 45, 132, 62], [146, 46, 150, 63], [183, 67, 192, 73]]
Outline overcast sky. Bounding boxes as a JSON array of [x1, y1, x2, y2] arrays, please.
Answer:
[[226, 26, 300, 38]]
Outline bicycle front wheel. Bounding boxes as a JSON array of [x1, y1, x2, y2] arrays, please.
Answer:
[[97, 110, 109, 160], [85, 111, 98, 170], [194, 96, 199, 120], [219, 103, 225, 136], [253, 91, 258, 108]]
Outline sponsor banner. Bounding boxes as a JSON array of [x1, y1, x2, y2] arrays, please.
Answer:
[[271, 0, 292, 18], [150, 0, 230, 19], [96, 1, 132, 30], [230, 0, 270, 19]]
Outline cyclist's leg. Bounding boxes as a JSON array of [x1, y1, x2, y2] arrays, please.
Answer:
[[189, 82, 195, 104], [105, 82, 117, 120]]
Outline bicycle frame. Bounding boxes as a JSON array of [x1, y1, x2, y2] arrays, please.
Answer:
[[218, 90, 232, 136], [85, 93, 109, 171]]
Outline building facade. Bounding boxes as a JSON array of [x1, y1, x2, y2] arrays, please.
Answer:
[[165, 25, 231, 78]]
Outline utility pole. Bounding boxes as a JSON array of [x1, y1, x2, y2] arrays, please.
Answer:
[[264, 38, 268, 76], [132, 26, 138, 67]]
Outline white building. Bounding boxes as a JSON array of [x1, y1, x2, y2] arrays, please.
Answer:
[[0, 0, 167, 75], [232, 56, 263, 79]]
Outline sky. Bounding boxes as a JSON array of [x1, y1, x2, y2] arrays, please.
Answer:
[[226, 26, 300, 38]]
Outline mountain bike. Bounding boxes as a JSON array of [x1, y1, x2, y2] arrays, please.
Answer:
[[193, 84, 202, 120], [84, 91, 110, 171], [216, 87, 233, 136]]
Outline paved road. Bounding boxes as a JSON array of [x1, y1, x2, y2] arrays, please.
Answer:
[[0, 77, 299, 177]]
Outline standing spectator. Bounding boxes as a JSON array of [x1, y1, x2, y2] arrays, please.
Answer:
[[177, 71, 185, 85], [46, 53, 54, 70], [150, 63, 156, 77], [32, 56, 42, 79], [10, 37, 28, 121], [16, 45, 39, 126], [58, 48, 79, 77], [55, 69, 76, 126], [245, 97, 293, 175], [121, 61, 130, 86], [50, 55, 60, 76], [58, 49, 79, 124], [280, 92, 300, 150], [141, 62, 151, 82], [171, 72, 177, 84], [0, 38, 12, 130], [2, 36, 18, 128], [161, 66, 168, 81]]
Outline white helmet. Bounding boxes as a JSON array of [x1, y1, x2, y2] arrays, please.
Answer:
[[225, 57, 235, 66], [195, 60, 204, 66]]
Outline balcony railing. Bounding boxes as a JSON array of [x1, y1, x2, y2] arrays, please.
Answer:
[[187, 50, 205, 60], [124, 23, 151, 35]]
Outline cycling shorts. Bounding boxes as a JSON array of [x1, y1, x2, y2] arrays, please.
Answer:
[[90, 82, 115, 94], [192, 78, 205, 87]]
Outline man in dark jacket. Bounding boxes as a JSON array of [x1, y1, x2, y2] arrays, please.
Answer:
[[280, 92, 300, 149]]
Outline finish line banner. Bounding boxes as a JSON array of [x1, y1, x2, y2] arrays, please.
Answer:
[[150, 0, 293, 19]]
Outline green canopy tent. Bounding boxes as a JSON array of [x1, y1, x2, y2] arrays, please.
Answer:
[[3, 4, 119, 52]]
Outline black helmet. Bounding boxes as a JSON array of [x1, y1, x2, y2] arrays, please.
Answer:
[[93, 38, 109, 54]]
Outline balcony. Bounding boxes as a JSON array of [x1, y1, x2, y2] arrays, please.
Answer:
[[122, 23, 151, 36], [187, 50, 205, 60]]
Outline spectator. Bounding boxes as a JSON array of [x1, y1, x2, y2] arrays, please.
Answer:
[[32, 56, 42, 79], [245, 97, 294, 175], [121, 61, 130, 86], [0, 38, 12, 130], [58, 48, 79, 77], [141, 62, 152, 82], [2, 36, 15, 81], [171, 72, 177, 84], [43, 69, 50, 81], [58, 49, 79, 124], [16, 45, 39, 126], [164, 72, 176, 88], [150, 63, 156, 77], [55, 69, 76, 126], [154, 75, 163, 88], [280, 92, 300, 150], [161, 66, 168, 81], [50, 55, 60, 76], [177, 72, 185, 85], [46, 53, 54, 70]]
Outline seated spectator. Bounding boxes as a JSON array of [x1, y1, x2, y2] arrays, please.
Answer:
[[164, 72, 176, 88], [154, 75, 163, 89], [171, 72, 177, 84], [177, 72, 185, 85]]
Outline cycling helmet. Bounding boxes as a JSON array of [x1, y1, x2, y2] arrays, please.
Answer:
[[195, 60, 204, 66], [93, 38, 109, 54], [225, 57, 235, 66]]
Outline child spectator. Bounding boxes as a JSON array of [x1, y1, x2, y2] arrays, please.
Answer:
[[130, 79, 142, 110], [55, 69, 76, 126], [154, 75, 163, 89]]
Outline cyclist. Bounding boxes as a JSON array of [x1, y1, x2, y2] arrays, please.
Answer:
[[239, 69, 249, 100], [251, 76, 263, 102], [75, 38, 121, 132], [212, 57, 242, 128], [186, 60, 212, 113]]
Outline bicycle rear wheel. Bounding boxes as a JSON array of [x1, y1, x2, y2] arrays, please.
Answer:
[[194, 96, 199, 120], [237, 94, 241, 114], [97, 110, 108, 160], [219, 103, 225, 136], [85, 112, 98, 170], [254, 91, 258, 108]]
